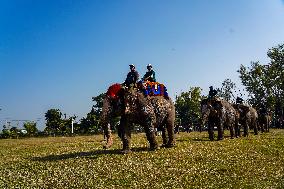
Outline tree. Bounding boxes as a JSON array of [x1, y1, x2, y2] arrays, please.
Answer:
[[219, 78, 236, 103], [238, 43, 284, 110], [175, 87, 203, 130], [79, 107, 100, 134], [23, 121, 38, 137], [92, 93, 105, 117], [44, 109, 62, 135], [74, 93, 105, 134], [1, 125, 10, 139]]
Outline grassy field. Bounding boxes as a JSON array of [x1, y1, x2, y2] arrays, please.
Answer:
[[0, 130, 284, 189]]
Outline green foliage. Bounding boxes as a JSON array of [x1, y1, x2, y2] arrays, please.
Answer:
[[238, 43, 284, 110], [75, 93, 106, 134], [1, 128, 10, 139], [219, 78, 236, 103], [175, 87, 203, 127], [92, 93, 106, 117], [23, 121, 38, 137], [238, 62, 268, 107], [79, 107, 100, 134], [43, 94, 106, 135], [44, 109, 63, 135], [0, 130, 284, 188]]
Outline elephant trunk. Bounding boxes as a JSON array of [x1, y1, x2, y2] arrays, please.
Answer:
[[103, 123, 113, 149], [101, 97, 113, 149]]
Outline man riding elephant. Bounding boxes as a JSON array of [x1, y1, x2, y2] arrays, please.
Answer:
[[101, 83, 175, 153], [143, 64, 156, 82], [124, 64, 139, 88], [201, 98, 237, 141]]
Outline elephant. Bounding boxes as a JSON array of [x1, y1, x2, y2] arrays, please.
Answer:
[[258, 112, 271, 133], [233, 104, 258, 137], [201, 98, 237, 141], [101, 83, 175, 153]]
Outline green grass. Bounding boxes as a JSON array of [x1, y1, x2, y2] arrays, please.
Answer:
[[1, 130, 284, 188]]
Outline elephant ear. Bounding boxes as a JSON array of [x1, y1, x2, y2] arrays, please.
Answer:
[[106, 83, 123, 99], [239, 104, 250, 113], [212, 100, 223, 110]]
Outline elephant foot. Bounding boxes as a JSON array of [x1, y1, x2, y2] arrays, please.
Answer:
[[161, 143, 175, 148], [217, 137, 224, 141], [165, 143, 175, 148], [161, 144, 167, 148], [209, 138, 214, 141], [103, 138, 113, 149], [103, 143, 112, 149], [149, 145, 159, 151]]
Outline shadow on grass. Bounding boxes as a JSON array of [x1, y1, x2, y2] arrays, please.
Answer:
[[177, 135, 243, 142], [31, 147, 149, 162]]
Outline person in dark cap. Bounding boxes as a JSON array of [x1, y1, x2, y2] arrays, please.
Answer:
[[124, 64, 139, 87], [208, 86, 217, 99], [143, 64, 156, 82], [236, 96, 244, 104]]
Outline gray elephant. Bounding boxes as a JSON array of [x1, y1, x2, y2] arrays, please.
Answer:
[[258, 112, 271, 133], [233, 104, 258, 137], [101, 83, 175, 153], [201, 98, 237, 141]]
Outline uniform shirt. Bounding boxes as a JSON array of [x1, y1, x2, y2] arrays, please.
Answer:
[[143, 70, 156, 82], [124, 70, 139, 86]]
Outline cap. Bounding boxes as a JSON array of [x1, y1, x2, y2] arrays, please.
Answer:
[[129, 64, 135, 68], [147, 64, 152, 67]]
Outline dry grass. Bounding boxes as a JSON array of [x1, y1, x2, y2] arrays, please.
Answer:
[[0, 129, 284, 188]]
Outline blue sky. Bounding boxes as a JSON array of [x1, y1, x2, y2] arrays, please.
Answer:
[[1, 0, 284, 130]]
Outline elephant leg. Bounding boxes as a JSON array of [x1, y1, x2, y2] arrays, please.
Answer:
[[145, 126, 159, 150], [253, 122, 258, 135], [144, 116, 159, 150], [166, 119, 175, 147], [217, 122, 224, 141], [243, 122, 249, 137], [229, 124, 235, 139], [208, 122, 214, 141], [161, 127, 168, 147], [266, 117, 270, 132], [259, 119, 264, 133], [235, 121, 240, 138], [267, 119, 270, 132], [120, 116, 132, 153], [261, 123, 265, 133]]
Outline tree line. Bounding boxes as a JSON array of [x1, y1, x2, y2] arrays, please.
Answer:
[[1, 43, 284, 138]]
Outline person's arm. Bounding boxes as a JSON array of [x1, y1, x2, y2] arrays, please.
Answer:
[[135, 71, 139, 82], [152, 71, 156, 82]]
